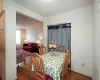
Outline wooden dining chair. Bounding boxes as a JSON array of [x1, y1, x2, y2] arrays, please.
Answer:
[[61, 50, 71, 80], [32, 53, 53, 80], [39, 45, 46, 55], [58, 45, 66, 52]]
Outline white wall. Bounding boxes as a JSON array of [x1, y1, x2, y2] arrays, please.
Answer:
[[43, 4, 93, 77], [3, 0, 43, 80], [16, 14, 43, 44], [93, 0, 100, 80], [4, 3, 16, 80]]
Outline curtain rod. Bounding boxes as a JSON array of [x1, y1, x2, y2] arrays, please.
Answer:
[[47, 22, 71, 27]]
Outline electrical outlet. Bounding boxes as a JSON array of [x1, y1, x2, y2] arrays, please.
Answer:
[[82, 63, 85, 67]]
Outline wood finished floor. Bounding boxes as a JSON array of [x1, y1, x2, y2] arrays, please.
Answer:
[[0, 77, 2, 80], [17, 56, 92, 80]]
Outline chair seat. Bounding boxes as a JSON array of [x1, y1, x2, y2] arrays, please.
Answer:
[[45, 74, 52, 80], [36, 72, 52, 80]]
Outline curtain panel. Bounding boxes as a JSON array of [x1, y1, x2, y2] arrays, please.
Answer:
[[16, 29, 26, 48], [20, 29, 26, 48], [48, 23, 71, 51], [48, 23, 71, 68]]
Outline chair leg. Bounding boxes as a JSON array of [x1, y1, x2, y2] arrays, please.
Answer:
[[17, 64, 19, 67], [24, 59, 26, 65], [66, 72, 68, 80], [60, 75, 63, 80], [61, 75, 64, 80]]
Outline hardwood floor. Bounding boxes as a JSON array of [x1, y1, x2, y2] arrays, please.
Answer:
[[17, 67, 91, 80], [17, 56, 92, 80], [66, 70, 92, 80], [0, 76, 2, 80]]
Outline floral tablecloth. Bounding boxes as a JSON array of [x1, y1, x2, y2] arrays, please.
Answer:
[[42, 51, 65, 80]]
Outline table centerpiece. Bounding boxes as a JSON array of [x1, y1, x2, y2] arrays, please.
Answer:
[[49, 41, 57, 55]]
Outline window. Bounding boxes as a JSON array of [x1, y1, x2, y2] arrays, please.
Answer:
[[16, 30, 21, 44]]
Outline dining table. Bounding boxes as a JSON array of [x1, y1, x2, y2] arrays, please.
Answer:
[[42, 51, 65, 80]]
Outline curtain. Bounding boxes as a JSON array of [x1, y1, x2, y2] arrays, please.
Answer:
[[16, 30, 21, 45], [48, 23, 71, 68], [16, 29, 26, 48], [48, 23, 71, 51], [20, 29, 26, 48]]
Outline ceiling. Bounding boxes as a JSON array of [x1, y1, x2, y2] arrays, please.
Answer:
[[12, 0, 92, 17]]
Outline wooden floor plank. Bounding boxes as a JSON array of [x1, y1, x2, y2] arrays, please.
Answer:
[[17, 67, 91, 80], [17, 56, 92, 80]]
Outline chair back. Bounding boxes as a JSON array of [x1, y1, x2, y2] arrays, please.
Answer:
[[61, 50, 71, 79], [58, 45, 66, 52], [32, 53, 45, 80], [39, 45, 46, 55]]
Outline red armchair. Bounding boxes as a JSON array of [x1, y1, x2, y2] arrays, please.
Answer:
[[23, 42, 39, 53]]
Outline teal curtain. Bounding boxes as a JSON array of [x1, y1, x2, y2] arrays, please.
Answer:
[[48, 23, 71, 68], [48, 23, 71, 51]]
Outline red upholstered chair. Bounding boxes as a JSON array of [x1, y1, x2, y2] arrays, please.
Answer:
[[23, 42, 38, 53], [32, 53, 53, 80]]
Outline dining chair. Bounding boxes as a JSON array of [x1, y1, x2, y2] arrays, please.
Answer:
[[58, 45, 66, 52], [32, 53, 53, 80], [39, 45, 46, 55], [61, 50, 71, 80]]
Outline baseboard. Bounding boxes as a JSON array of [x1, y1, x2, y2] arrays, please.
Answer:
[[15, 77, 18, 80]]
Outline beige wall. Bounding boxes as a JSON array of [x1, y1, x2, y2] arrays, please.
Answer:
[[16, 14, 43, 44]]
